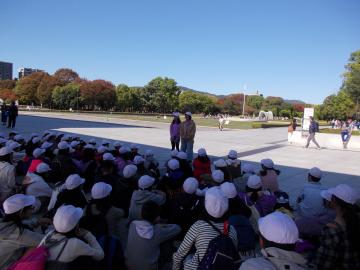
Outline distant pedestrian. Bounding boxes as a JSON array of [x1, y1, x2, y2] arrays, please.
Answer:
[[180, 112, 196, 161], [170, 112, 181, 151], [341, 120, 352, 149], [218, 114, 225, 131], [7, 101, 18, 129], [1, 104, 8, 126], [305, 116, 320, 149]]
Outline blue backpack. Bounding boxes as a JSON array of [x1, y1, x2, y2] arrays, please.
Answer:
[[198, 220, 240, 270]]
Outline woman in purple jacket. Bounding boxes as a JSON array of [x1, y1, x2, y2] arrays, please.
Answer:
[[170, 113, 181, 151]]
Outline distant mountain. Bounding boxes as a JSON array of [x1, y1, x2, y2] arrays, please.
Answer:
[[284, 99, 306, 104]]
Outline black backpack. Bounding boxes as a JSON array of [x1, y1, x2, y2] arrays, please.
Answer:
[[198, 220, 240, 270]]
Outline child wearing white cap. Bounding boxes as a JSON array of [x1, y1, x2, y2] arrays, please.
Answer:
[[0, 194, 43, 269], [176, 151, 194, 178], [125, 201, 181, 270], [81, 182, 124, 240], [240, 212, 308, 270], [233, 163, 257, 193], [45, 205, 104, 263], [238, 175, 277, 218], [51, 142, 77, 183], [192, 148, 211, 182], [23, 162, 53, 213], [128, 175, 166, 222], [260, 158, 280, 193], [0, 146, 16, 204], [53, 174, 88, 211], [173, 187, 237, 270], [144, 150, 160, 178], [214, 158, 232, 181], [316, 184, 360, 270], [226, 150, 242, 179]]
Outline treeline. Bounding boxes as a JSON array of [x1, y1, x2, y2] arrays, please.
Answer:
[[0, 68, 305, 117]]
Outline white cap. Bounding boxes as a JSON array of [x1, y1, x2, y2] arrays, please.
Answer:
[[41, 141, 53, 149], [61, 134, 71, 141], [138, 175, 155, 189], [205, 187, 229, 218], [0, 146, 12, 156], [103, 153, 115, 161], [91, 182, 112, 200], [65, 174, 85, 190], [8, 141, 21, 151], [173, 112, 180, 117], [212, 170, 224, 183], [183, 178, 199, 194], [170, 149, 178, 157], [185, 112, 192, 117], [309, 167, 322, 179], [36, 163, 51, 174], [123, 164, 137, 178], [214, 159, 227, 168], [243, 163, 256, 174], [53, 205, 83, 233], [130, 143, 139, 150], [3, 194, 36, 214], [119, 146, 131, 154], [30, 132, 39, 138], [258, 212, 299, 244], [84, 144, 95, 150], [329, 184, 359, 205], [58, 141, 70, 150], [261, 158, 274, 169], [9, 130, 19, 135], [70, 141, 80, 148], [247, 175, 262, 189], [89, 138, 97, 145], [228, 150, 238, 159], [145, 149, 154, 157], [177, 151, 188, 160], [133, 155, 145, 165], [197, 148, 207, 157], [220, 182, 237, 199], [33, 148, 45, 158], [97, 146, 107, 154], [32, 137, 41, 144], [14, 135, 25, 141], [113, 141, 122, 148], [320, 188, 334, 202], [101, 140, 110, 146], [168, 159, 180, 170]]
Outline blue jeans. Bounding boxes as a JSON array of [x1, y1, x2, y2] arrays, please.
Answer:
[[180, 138, 194, 161]]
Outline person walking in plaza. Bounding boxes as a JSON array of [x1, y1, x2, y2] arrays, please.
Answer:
[[7, 101, 18, 129], [170, 112, 181, 151], [305, 116, 321, 149], [180, 112, 196, 161], [340, 120, 352, 149], [1, 103, 8, 126]]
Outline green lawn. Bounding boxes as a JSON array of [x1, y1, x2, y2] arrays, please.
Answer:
[[320, 128, 360, 136]]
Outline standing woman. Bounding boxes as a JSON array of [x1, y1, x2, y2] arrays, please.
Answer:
[[1, 103, 7, 126], [170, 112, 181, 151], [180, 112, 196, 161]]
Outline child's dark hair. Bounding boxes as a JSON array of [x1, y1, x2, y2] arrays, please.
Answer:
[[260, 166, 280, 176], [141, 201, 160, 223], [308, 174, 321, 182], [172, 117, 181, 124], [245, 186, 262, 202]]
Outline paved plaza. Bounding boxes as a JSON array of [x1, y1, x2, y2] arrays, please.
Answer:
[[6, 111, 360, 204]]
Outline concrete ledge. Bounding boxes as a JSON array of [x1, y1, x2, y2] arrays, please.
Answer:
[[288, 130, 360, 150]]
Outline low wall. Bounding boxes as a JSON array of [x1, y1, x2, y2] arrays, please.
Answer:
[[288, 130, 360, 150]]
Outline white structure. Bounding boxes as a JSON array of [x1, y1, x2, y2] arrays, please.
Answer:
[[302, 108, 314, 131], [258, 111, 274, 121]]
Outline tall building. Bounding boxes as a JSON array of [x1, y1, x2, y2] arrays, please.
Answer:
[[0, 61, 13, 80], [18, 67, 44, 79]]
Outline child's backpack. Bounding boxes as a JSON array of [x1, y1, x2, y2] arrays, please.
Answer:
[[228, 215, 256, 254], [198, 220, 240, 270]]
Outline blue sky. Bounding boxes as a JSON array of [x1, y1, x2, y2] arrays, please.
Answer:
[[1, 0, 359, 104]]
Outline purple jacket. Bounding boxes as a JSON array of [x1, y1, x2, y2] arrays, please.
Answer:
[[238, 192, 277, 217], [170, 123, 181, 140]]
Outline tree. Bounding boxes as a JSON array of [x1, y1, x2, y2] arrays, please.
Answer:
[[262, 96, 285, 116], [14, 72, 47, 105], [52, 83, 81, 110], [143, 77, 181, 113], [179, 91, 216, 113], [80, 80, 116, 110], [116, 84, 144, 112], [342, 50, 360, 102], [319, 90, 355, 120], [54, 68, 80, 86], [0, 89, 17, 103], [0, 80, 16, 90], [37, 74, 58, 107], [246, 95, 264, 111]]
